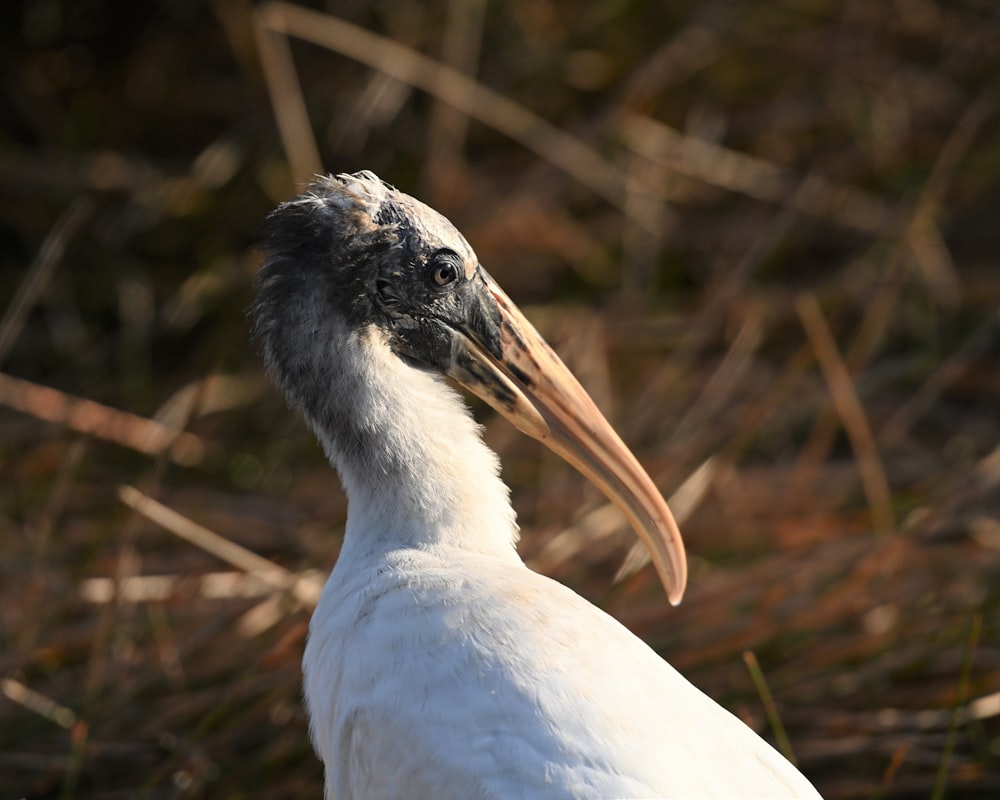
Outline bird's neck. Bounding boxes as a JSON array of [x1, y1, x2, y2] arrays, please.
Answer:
[[292, 323, 520, 562]]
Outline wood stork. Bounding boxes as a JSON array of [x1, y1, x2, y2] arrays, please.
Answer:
[[252, 171, 821, 799]]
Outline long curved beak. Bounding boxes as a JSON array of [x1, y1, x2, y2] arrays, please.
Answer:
[[446, 271, 687, 605]]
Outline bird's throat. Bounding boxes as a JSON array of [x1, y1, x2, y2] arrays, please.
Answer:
[[303, 326, 520, 562]]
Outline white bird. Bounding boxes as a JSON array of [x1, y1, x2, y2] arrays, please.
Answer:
[[252, 171, 821, 799]]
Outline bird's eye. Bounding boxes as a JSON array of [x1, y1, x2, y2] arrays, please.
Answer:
[[428, 251, 461, 288], [432, 263, 457, 286]]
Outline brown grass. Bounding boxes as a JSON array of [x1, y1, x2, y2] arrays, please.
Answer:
[[1, 0, 999, 797]]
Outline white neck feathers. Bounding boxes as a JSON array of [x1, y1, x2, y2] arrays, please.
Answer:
[[294, 323, 519, 561]]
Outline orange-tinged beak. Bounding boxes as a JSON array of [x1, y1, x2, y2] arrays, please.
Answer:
[[445, 272, 687, 605]]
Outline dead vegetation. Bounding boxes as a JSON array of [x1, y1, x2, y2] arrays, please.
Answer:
[[1, 0, 999, 797]]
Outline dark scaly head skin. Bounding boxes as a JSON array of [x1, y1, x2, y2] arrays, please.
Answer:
[[254, 171, 503, 381]]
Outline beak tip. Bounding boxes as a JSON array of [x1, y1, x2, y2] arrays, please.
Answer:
[[665, 562, 687, 606], [668, 587, 685, 607]]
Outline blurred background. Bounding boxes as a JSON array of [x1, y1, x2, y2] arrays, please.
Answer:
[[2, 0, 999, 797]]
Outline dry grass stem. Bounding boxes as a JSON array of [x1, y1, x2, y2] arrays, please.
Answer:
[[237, 594, 294, 638], [903, 85, 998, 307], [875, 743, 911, 800], [1, 679, 77, 730], [0, 372, 207, 465], [743, 650, 798, 767], [425, 0, 487, 195], [148, 601, 186, 691], [253, 8, 322, 181], [527, 502, 625, 574], [622, 114, 897, 234], [78, 570, 310, 604], [16, 440, 87, 661], [117, 485, 322, 607], [256, 2, 664, 231], [931, 614, 983, 800], [883, 308, 1000, 446], [153, 373, 269, 423], [0, 198, 94, 366], [795, 294, 895, 536], [794, 74, 993, 466], [668, 313, 762, 450], [614, 458, 716, 583], [619, 26, 721, 108], [794, 248, 906, 481]]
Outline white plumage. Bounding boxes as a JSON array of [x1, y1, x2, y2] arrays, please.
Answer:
[[254, 171, 822, 799]]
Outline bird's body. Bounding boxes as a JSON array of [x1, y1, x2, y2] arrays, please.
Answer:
[[310, 551, 810, 799], [254, 171, 821, 799]]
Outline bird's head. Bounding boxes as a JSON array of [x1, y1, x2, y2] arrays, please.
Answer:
[[254, 171, 687, 604]]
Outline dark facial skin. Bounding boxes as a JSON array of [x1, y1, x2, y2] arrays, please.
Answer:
[[255, 173, 503, 382]]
